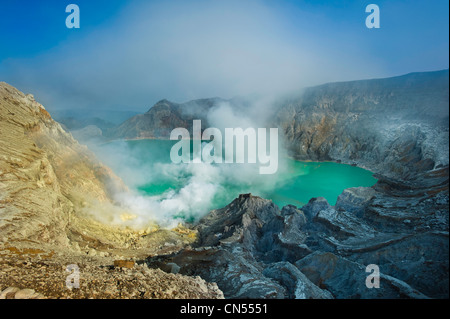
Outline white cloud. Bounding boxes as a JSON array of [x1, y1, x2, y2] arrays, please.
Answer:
[[1, 0, 386, 112]]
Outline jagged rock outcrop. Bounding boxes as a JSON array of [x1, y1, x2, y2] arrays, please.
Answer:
[[295, 251, 429, 299], [262, 262, 333, 299], [146, 195, 288, 298], [149, 177, 448, 299], [146, 194, 333, 299]]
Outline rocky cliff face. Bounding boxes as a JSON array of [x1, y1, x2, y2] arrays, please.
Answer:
[[276, 70, 449, 180], [0, 82, 224, 299], [0, 82, 133, 244]]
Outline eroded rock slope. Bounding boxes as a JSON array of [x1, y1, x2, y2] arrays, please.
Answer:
[[0, 82, 223, 299]]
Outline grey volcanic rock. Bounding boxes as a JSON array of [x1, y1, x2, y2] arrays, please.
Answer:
[[315, 206, 377, 238], [301, 197, 331, 221], [262, 262, 333, 299], [365, 167, 449, 233], [276, 70, 449, 180], [146, 194, 324, 298], [278, 205, 308, 245], [148, 164, 448, 299], [259, 204, 311, 263], [197, 194, 311, 263], [195, 193, 280, 249], [344, 231, 449, 299], [335, 187, 376, 216], [295, 251, 429, 299], [148, 170, 448, 298], [149, 246, 287, 299]]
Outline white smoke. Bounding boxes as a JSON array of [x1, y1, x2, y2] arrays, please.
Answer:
[[86, 120, 290, 229]]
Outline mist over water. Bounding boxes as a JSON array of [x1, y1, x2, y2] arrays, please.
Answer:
[[90, 139, 377, 228]]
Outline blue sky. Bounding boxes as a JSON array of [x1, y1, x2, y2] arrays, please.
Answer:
[[0, 1, 128, 59], [0, 0, 448, 112]]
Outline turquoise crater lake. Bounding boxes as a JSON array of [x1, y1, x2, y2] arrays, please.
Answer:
[[95, 140, 377, 221]]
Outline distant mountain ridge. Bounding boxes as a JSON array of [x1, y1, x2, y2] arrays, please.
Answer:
[[109, 70, 449, 138], [284, 69, 449, 124], [107, 97, 226, 139]]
